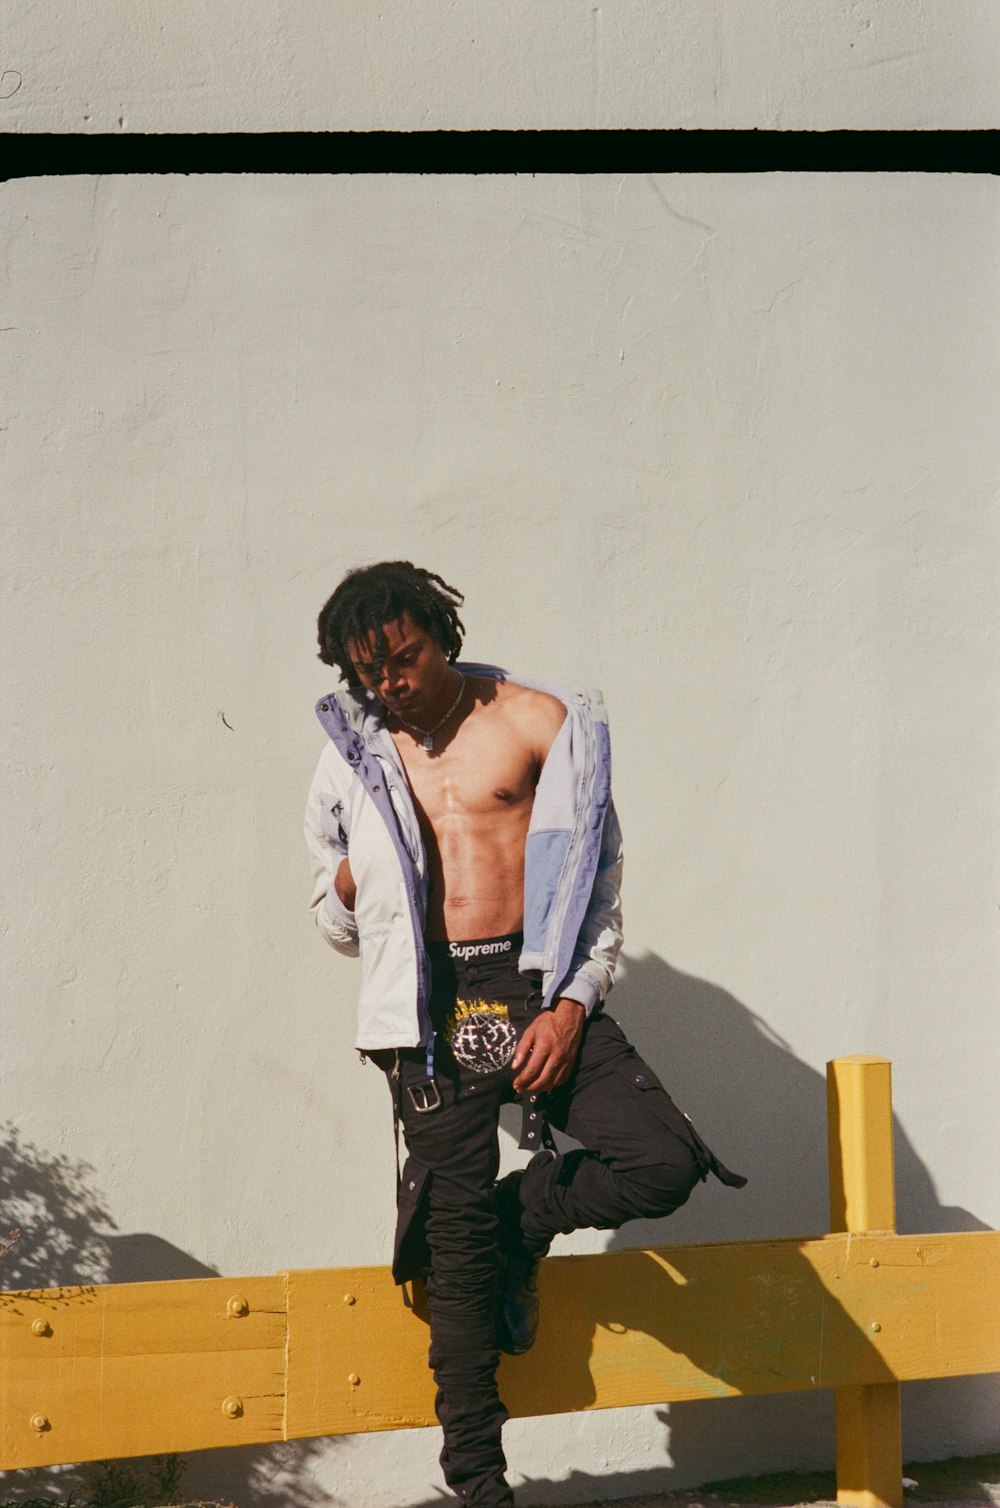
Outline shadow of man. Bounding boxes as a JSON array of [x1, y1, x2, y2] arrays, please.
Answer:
[[492, 950, 995, 1499]]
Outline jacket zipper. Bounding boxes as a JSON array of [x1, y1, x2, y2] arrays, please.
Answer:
[[321, 705, 432, 1044]]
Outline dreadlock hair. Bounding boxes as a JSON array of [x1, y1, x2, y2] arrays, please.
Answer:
[[317, 561, 466, 684]]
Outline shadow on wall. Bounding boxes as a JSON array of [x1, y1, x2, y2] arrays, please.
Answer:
[[0, 1122, 330, 1507], [608, 950, 990, 1245]]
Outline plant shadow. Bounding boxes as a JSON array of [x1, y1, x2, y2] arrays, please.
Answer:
[[0, 1122, 330, 1507]]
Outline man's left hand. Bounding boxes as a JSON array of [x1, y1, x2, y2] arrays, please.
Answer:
[[511, 998, 586, 1094]]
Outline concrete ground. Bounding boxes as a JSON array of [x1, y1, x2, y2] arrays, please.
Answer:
[[4, 1454, 999, 1507]]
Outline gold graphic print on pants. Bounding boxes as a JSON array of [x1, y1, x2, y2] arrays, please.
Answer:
[[443, 998, 517, 1074]]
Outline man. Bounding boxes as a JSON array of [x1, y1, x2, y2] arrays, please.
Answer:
[[305, 560, 744, 1508]]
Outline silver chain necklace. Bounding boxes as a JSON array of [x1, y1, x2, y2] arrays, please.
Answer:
[[392, 673, 466, 751]]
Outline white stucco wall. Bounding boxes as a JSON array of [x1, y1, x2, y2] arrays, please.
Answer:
[[3, 2, 1000, 131], [2, 174, 998, 1504]]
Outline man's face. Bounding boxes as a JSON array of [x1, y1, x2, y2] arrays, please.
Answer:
[[346, 613, 452, 718]]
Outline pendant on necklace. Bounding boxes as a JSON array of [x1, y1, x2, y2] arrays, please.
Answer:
[[422, 734, 434, 752]]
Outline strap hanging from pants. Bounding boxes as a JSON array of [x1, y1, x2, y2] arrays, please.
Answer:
[[519, 1091, 556, 1153]]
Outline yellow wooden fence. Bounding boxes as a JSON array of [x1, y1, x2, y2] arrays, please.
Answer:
[[2, 1057, 999, 1508]]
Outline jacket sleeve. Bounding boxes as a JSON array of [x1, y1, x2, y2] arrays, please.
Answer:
[[304, 746, 360, 958], [552, 800, 624, 1013]]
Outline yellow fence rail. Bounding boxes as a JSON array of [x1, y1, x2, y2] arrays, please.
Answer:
[[2, 1057, 999, 1508]]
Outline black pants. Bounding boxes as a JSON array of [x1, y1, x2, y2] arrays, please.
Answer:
[[371, 946, 735, 1507]]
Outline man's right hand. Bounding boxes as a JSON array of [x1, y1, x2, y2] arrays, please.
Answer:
[[334, 856, 357, 912]]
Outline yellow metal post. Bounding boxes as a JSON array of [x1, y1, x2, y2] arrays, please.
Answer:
[[827, 1055, 903, 1508]]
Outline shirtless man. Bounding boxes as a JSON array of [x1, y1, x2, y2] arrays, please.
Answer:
[[306, 561, 744, 1508]]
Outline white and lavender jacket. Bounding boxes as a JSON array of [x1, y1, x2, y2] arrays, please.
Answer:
[[304, 663, 624, 1052]]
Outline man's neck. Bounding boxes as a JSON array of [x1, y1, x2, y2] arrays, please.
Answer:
[[387, 668, 468, 744]]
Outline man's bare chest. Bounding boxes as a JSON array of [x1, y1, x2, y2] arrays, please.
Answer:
[[390, 724, 539, 825]]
